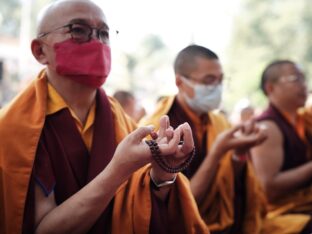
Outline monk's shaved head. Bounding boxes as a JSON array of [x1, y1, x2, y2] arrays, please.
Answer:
[[260, 60, 296, 95], [36, 0, 106, 37]]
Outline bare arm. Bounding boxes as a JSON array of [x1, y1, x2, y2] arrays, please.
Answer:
[[250, 120, 312, 202], [34, 125, 155, 234], [34, 117, 194, 233], [191, 122, 267, 204], [190, 148, 221, 204], [35, 161, 126, 234]]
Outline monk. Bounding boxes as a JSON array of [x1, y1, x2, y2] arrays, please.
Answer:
[[113, 90, 146, 122], [251, 60, 312, 234], [0, 1, 209, 233], [140, 45, 268, 233]]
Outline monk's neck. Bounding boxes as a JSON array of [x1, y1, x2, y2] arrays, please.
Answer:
[[176, 92, 202, 118], [48, 73, 97, 125]]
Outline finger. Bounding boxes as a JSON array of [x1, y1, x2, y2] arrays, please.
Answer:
[[158, 115, 169, 138], [165, 126, 174, 141], [231, 132, 267, 149], [228, 124, 243, 138], [179, 122, 194, 154], [130, 125, 155, 143], [159, 126, 181, 155]]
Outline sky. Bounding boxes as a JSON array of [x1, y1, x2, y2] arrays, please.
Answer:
[[94, 0, 241, 58]]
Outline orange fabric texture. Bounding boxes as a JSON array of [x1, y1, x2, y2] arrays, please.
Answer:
[[0, 71, 208, 234], [140, 96, 266, 233], [112, 165, 209, 234]]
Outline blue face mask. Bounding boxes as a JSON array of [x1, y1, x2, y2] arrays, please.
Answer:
[[181, 77, 222, 114]]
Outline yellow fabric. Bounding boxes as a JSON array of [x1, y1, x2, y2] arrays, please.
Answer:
[[140, 96, 266, 233], [47, 82, 95, 151], [112, 165, 209, 234], [0, 71, 208, 234], [261, 190, 312, 234]]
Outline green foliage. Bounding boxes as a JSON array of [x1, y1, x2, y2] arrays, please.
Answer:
[[0, 0, 21, 36], [225, 0, 312, 112]]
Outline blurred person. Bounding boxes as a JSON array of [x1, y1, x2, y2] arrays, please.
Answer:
[[234, 98, 255, 124], [251, 60, 312, 234], [140, 44, 268, 234], [113, 90, 146, 122], [240, 106, 255, 123], [0, 1, 209, 233]]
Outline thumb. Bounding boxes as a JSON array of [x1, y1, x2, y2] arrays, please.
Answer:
[[131, 125, 155, 143], [226, 124, 243, 137]]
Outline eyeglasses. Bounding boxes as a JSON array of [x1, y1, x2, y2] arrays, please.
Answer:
[[37, 23, 111, 43], [278, 75, 306, 84]]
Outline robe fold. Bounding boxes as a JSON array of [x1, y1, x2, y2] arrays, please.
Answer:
[[0, 71, 208, 234], [140, 96, 266, 233]]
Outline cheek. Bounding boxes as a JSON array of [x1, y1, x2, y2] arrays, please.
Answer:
[[183, 84, 195, 98]]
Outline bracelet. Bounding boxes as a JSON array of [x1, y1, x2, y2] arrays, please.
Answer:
[[232, 153, 248, 162], [150, 172, 177, 188], [145, 139, 195, 173]]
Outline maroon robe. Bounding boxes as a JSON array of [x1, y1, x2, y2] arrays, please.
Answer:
[[22, 89, 169, 234], [256, 104, 309, 172], [256, 103, 312, 234], [167, 97, 246, 234]]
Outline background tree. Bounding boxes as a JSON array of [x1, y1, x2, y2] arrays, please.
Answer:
[[224, 0, 312, 112]]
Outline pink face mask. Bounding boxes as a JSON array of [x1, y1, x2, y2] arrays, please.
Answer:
[[54, 39, 111, 88]]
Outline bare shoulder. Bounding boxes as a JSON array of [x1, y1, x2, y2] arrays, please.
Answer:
[[257, 120, 283, 144], [251, 120, 284, 178]]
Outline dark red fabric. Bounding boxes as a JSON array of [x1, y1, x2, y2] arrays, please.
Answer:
[[168, 97, 247, 234], [22, 89, 116, 234], [256, 103, 309, 171], [150, 186, 170, 234], [167, 97, 207, 178]]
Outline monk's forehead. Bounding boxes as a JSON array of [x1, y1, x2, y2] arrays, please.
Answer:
[[39, 1, 107, 33]]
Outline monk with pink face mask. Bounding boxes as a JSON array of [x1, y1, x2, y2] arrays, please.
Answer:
[[0, 1, 209, 234]]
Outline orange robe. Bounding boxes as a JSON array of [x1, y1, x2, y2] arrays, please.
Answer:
[[0, 71, 209, 234], [140, 96, 266, 233]]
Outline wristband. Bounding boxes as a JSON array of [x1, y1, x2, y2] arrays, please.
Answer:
[[150, 172, 177, 189]]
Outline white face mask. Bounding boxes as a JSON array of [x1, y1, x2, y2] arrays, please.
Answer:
[[181, 76, 222, 114]]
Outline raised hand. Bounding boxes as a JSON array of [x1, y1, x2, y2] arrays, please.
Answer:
[[156, 115, 195, 164], [210, 120, 267, 158]]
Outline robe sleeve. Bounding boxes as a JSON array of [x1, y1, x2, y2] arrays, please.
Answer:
[[33, 139, 56, 196]]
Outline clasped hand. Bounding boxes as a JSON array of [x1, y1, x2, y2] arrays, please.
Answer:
[[112, 115, 194, 180], [210, 120, 268, 159]]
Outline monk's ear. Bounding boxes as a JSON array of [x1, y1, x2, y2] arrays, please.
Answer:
[[176, 74, 183, 87], [264, 82, 274, 95], [31, 39, 48, 65]]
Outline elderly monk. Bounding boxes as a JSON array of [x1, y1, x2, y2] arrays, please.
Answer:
[[251, 60, 312, 234], [0, 1, 209, 233], [140, 45, 268, 234]]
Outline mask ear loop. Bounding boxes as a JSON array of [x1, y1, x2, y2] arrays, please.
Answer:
[[180, 76, 195, 88]]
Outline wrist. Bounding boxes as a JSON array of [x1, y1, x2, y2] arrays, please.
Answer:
[[232, 151, 249, 162], [150, 165, 177, 184], [149, 170, 177, 189]]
